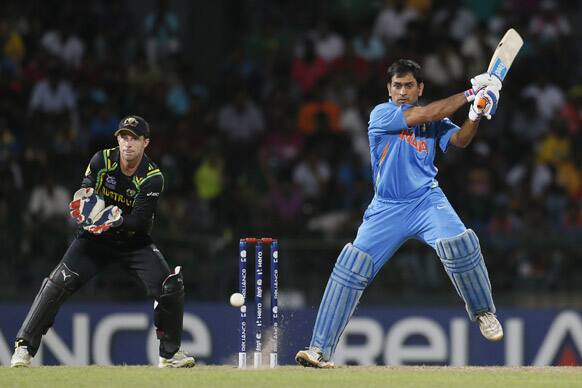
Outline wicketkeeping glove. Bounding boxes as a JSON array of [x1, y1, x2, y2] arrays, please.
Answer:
[[469, 85, 500, 121], [465, 73, 502, 102], [69, 188, 105, 226], [83, 205, 123, 235]]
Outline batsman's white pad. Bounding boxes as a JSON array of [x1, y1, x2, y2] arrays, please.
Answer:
[[436, 229, 495, 320], [310, 243, 374, 360]]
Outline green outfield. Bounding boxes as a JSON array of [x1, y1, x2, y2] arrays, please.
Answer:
[[2, 366, 582, 388]]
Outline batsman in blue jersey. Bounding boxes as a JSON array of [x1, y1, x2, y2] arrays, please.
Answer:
[[296, 59, 503, 368]]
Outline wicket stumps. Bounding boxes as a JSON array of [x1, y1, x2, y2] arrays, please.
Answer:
[[238, 237, 279, 368]]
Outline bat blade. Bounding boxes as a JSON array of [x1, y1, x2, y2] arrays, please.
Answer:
[[476, 28, 524, 110], [487, 28, 524, 81]]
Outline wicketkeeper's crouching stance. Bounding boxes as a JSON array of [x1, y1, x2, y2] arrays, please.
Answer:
[[296, 60, 504, 368], [11, 116, 195, 368]]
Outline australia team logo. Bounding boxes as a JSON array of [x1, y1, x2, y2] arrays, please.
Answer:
[[105, 174, 117, 190], [126, 188, 137, 197], [123, 117, 139, 127]]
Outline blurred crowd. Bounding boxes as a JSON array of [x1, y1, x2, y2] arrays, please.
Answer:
[[1, 0, 581, 302]]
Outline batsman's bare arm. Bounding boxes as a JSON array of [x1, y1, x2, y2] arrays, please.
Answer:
[[403, 93, 468, 126], [450, 118, 479, 148]]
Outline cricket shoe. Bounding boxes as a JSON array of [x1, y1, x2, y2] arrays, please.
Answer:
[[158, 349, 195, 368], [477, 312, 504, 341], [295, 347, 334, 369], [11, 345, 32, 368]]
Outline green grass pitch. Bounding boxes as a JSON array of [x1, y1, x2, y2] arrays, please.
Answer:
[[2, 366, 582, 387], [0, 366, 582, 388]]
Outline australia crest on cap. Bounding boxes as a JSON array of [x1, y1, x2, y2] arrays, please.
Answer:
[[123, 117, 139, 127]]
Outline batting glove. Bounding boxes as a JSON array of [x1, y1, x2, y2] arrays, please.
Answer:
[[469, 86, 500, 121], [83, 205, 123, 235], [69, 188, 105, 225], [465, 73, 502, 102]]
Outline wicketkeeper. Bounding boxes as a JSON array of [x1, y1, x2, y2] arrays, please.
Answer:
[[11, 115, 195, 368]]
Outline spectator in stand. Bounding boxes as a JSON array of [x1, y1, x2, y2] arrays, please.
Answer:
[[28, 67, 77, 117], [487, 197, 523, 235], [352, 24, 385, 63], [25, 172, 71, 260], [144, 0, 181, 67], [559, 85, 582, 136], [464, 164, 494, 230], [28, 67, 78, 149], [510, 96, 549, 142], [194, 147, 224, 213], [432, 0, 477, 43], [27, 173, 70, 223], [92, 1, 134, 64], [522, 72, 565, 122], [330, 44, 370, 83], [544, 178, 570, 228], [529, 0, 571, 45], [461, 22, 498, 76], [291, 38, 328, 94], [217, 89, 265, 148], [422, 40, 464, 93], [293, 146, 331, 210], [88, 102, 119, 151], [505, 152, 553, 202], [40, 22, 85, 69], [564, 200, 582, 232], [339, 93, 370, 165], [165, 74, 191, 117], [311, 21, 345, 64], [127, 52, 164, 88], [262, 117, 305, 170], [0, 151, 24, 259], [373, 0, 418, 47], [266, 168, 304, 230], [537, 122, 571, 167], [0, 18, 26, 75], [297, 85, 341, 137]]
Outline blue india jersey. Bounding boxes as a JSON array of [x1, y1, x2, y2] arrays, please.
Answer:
[[368, 99, 460, 200]]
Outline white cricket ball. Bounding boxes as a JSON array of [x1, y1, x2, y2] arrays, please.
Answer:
[[230, 292, 245, 307]]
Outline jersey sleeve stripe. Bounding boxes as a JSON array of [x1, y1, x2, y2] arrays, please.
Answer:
[[379, 143, 390, 166]]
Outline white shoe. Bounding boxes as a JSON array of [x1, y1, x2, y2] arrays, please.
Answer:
[[158, 349, 195, 368], [11, 346, 32, 368], [295, 347, 334, 369], [477, 312, 504, 341]]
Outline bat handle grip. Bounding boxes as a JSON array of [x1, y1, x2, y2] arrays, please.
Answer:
[[476, 96, 488, 110]]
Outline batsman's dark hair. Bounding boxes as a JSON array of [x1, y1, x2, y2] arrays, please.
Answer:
[[387, 59, 424, 84]]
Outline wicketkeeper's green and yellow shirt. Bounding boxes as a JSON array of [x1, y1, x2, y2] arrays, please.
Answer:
[[81, 147, 164, 243]]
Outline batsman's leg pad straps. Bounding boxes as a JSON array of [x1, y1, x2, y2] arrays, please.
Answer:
[[332, 243, 375, 290], [436, 229, 495, 320], [311, 244, 374, 360], [16, 263, 80, 356], [154, 267, 184, 358]]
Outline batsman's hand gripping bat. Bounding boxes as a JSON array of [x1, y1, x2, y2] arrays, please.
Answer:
[[476, 28, 524, 110]]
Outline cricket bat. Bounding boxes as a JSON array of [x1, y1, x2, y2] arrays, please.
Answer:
[[476, 28, 524, 109]]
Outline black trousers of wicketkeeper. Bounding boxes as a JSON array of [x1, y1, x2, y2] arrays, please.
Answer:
[[16, 235, 185, 359]]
